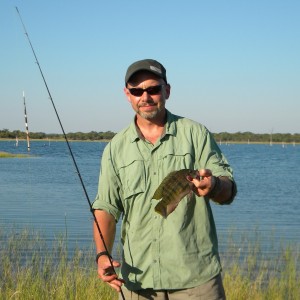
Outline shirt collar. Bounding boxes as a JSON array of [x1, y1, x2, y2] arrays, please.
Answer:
[[164, 110, 177, 137], [128, 110, 177, 143]]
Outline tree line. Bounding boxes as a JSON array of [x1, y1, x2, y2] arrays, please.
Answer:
[[1, 129, 300, 143], [213, 132, 300, 143], [0, 129, 116, 141]]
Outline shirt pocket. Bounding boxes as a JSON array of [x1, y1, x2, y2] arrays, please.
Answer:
[[159, 144, 196, 173], [118, 159, 146, 200]]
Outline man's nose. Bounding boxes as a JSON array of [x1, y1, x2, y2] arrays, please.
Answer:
[[140, 90, 151, 100]]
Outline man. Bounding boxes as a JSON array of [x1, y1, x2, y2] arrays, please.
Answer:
[[92, 59, 237, 300]]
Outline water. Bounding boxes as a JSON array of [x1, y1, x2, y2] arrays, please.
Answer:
[[0, 141, 299, 258], [0, 140, 103, 251], [213, 143, 300, 258]]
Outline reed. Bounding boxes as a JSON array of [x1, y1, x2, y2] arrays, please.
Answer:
[[0, 227, 299, 299], [220, 229, 300, 299], [0, 227, 117, 300], [0, 151, 30, 158]]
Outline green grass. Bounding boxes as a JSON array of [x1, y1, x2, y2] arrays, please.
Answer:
[[0, 227, 299, 300], [0, 227, 117, 300], [222, 246, 299, 299], [0, 151, 31, 158], [220, 229, 300, 299]]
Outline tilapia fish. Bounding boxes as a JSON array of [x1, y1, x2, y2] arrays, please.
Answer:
[[152, 169, 199, 218]]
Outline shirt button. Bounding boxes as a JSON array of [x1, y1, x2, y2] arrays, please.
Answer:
[[154, 172, 157, 175], [153, 259, 157, 263]]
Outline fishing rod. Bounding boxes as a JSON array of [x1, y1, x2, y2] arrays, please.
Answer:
[[15, 7, 125, 299]]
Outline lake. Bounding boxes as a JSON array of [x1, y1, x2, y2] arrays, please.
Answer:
[[0, 140, 299, 259]]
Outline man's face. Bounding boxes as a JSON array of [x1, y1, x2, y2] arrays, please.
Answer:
[[124, 71, 170, 121]]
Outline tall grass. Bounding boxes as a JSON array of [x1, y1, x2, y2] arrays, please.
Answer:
[[220, 228, 300, 299], [0, 227, 117, 300], [0, 227, 299, 299]]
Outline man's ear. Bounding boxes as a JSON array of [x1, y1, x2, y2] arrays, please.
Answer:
[[124, 87, 132, 103], [165, 84, 171, 99]]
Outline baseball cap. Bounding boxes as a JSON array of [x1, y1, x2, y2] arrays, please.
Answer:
[[125, 59, 167, 84]]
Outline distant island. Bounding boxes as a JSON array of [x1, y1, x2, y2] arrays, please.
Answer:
[[1, 129, 300, 144]]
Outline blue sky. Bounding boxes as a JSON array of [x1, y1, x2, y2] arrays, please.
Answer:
[[1, 0, 299, 134]]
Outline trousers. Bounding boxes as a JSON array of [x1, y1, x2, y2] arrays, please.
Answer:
[[119, 274, 226, 300]]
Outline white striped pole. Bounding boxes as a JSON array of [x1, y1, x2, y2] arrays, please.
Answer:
[[23, 91, 30, 151]]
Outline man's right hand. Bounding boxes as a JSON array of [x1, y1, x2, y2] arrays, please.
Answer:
[[97, 255, 125, 292]]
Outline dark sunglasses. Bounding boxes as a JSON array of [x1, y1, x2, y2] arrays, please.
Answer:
[[128, 84, 165, 97]]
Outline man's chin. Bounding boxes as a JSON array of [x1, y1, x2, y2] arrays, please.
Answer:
[[138, 111, 159, 120]]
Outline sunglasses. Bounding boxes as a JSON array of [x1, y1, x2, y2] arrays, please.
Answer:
[[128, 84, 165, 97]]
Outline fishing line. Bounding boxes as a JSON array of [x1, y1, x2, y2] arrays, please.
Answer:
[[15, 7, 125, 299]]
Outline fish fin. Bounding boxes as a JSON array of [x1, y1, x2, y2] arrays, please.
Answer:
[[187, 190, 194, 200]]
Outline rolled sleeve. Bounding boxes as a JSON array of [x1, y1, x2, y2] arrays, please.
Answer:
[[201, 130, 235, 180], [92, 143, 123, 221]]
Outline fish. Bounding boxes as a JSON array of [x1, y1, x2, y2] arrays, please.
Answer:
[[152, 169, 199, 218]]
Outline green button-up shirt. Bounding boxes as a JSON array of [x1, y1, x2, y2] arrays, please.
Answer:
[[92, 111, 235, 291]]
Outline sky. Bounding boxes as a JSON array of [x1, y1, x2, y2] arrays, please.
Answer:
[[1, 0, 299, 134]]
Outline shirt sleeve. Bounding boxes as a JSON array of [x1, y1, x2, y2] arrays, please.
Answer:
[[199, 129, 235, 179], [197, 129, 237, 204], [92, 143, 124, 221]]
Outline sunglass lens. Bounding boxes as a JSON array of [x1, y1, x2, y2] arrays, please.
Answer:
[[129, 85, 163, 96], [147, 86, 162, 95], [129, 88, 143, 96]]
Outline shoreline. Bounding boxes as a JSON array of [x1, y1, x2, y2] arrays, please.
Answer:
[[0, 138, 298, 145], [0, 151, 31, 158], [0, 138, 111, 143]]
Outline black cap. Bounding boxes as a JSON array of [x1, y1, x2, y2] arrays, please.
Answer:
[[125, 59, 167, 84]]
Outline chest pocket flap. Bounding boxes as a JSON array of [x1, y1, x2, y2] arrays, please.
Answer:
[[118, 159, 146, 200]]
